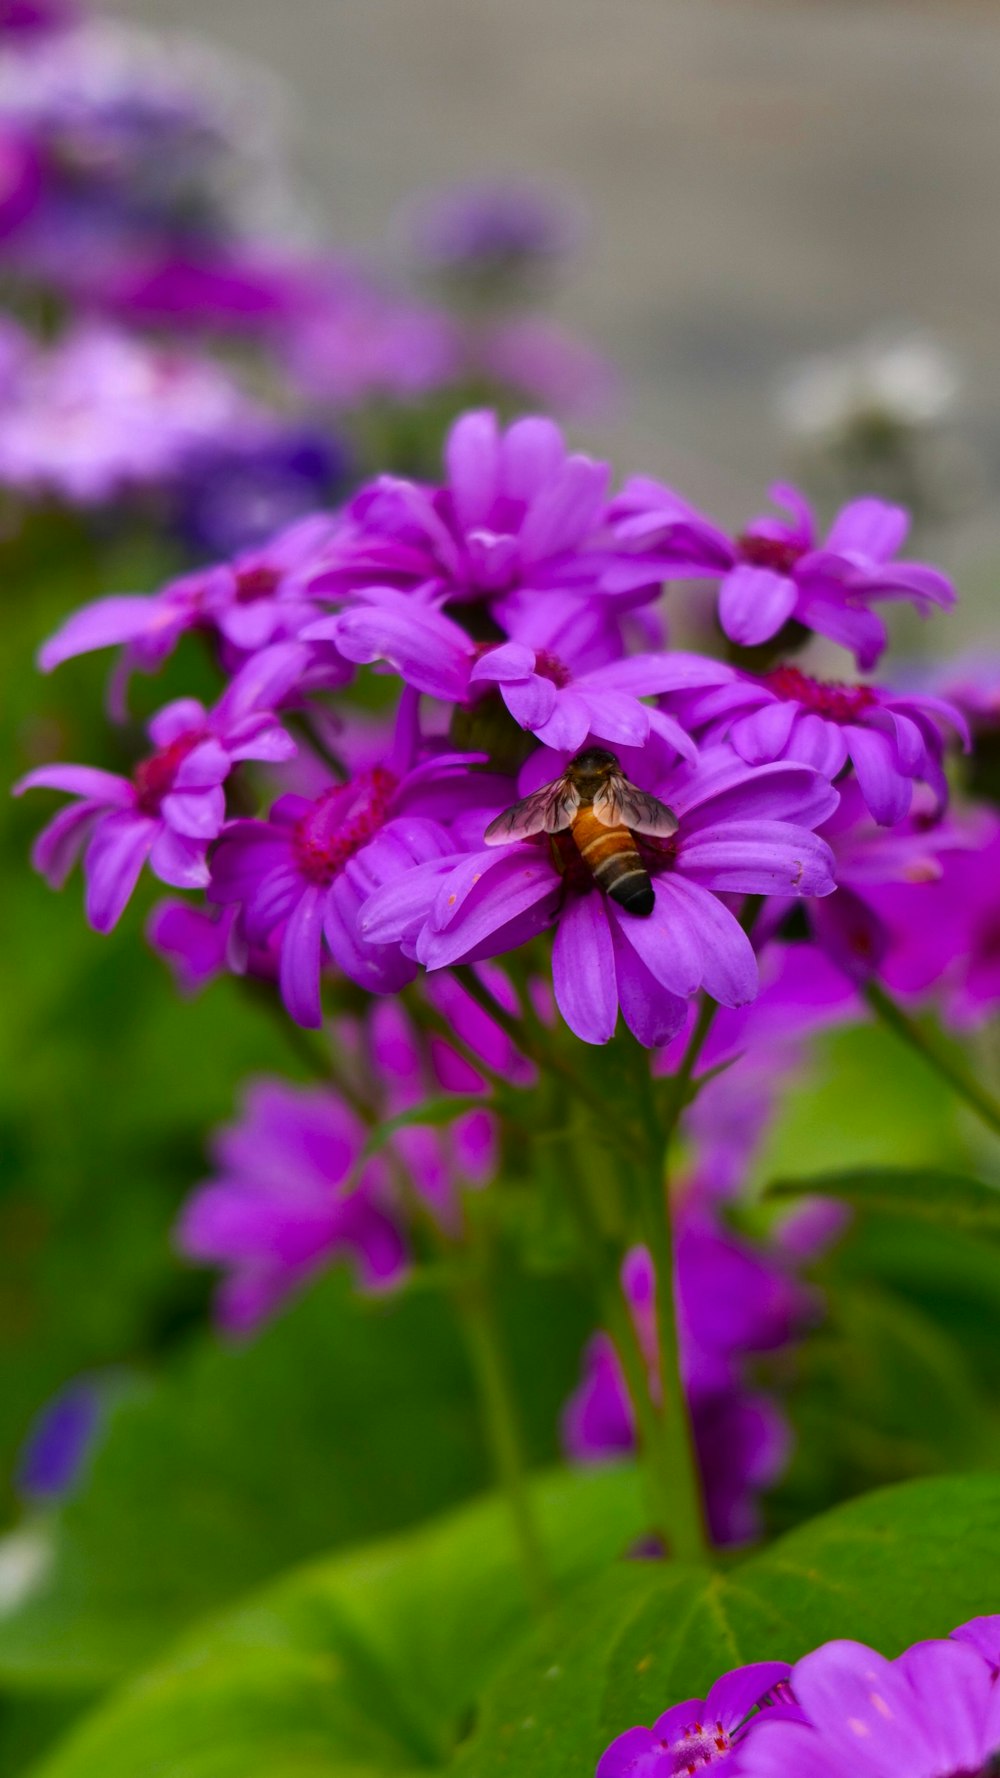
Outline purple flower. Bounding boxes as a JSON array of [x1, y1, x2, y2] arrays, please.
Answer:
[[39, 511, 343, 691], [315, 588, 725, 755], [0, 325, 265, 507], [564, 1223, 809, 1544], [16, 1376, 104, 1502], [361, 746, 838, 1048], [146, 900, 241, 995], [176, 1078, 407, 1336], [342, 997, 498, 1229], [207, 747, 504, 1026], [737, 1632, 1000, 1777], [864, 811, 1000, 1026], [15, 643, 302, 931], [687, 663, 966, 825], [303, 409, 621, 620], [596, 1662, 791, 1777], [609, 482, 955, 669], [403, 178, 582, 281]]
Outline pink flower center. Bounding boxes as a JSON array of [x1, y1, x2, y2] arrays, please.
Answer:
[[533, 648, 572, 688], [291, 766, 398, 885], [736, 533, 803, 576], [765, 663, 877, 722], [662, 1720, 732, 1774], [132, 733, 199, 815], [234, 565, 281, 604]]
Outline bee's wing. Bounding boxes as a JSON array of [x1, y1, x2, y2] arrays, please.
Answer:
[[483, 779, 580, 844], [593, 774, 678, 837]]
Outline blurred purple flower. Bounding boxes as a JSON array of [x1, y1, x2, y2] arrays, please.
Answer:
[[564, 1224, 811, 1544], [404, 178, 581, 277], [176, 1078, 407, 1336], [15, 643, 302, 930], [16, 1376, 104, 1502]]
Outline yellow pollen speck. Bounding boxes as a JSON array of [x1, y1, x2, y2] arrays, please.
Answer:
[[870, 1693, 893, 1719], [636, 1656, 652, 1674], [447, 894, 457, 905], [847, 1717, 870, 1737], [472, 872, 481, 883]]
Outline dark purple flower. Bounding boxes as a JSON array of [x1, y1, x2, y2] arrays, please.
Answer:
[[687, 664, 967, 825], [361, 746, 838, 1048], [403, 178, 582, 280], [15, 643, 302, 931], [173, 428, 348, 559], [596, 1662, 791, 1777], [609, 482, 955, 670], [16, 1376, 104, 1501], [176, 1078, 407, 1336], [737, 1633, 1000, 1777]]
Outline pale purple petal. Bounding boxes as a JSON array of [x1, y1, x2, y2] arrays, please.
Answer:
[[824, 497, 908, 561], [469, 640, 537, 685], [500, 674, 560, 730], [530, 687, 593, 751], [678, 819, 837, 896], [651, 875, 758, 1006], [610, 923, 687, 1046], [14, 764, 131, 805], [160, 786, 226, 840], [445, 409, 500, 529], [31, 800, 103, 887], [609, 879, 704, 999], [552, 893, 618, 1044], [846, 725, 912, 825], [38, 595, 167, 672], [718, 566, 798, 647], [84, 812, 155, 931], [148, 699, 206, 748], [149, 827, 211, 890], [279, 885, 327, 1027], [705, 1660, 792, 1730]]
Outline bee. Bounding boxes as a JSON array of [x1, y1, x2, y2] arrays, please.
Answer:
[[483, 746, 677, 917]]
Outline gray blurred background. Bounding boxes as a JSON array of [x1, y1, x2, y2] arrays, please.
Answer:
[[103, 0, 1000, 627]]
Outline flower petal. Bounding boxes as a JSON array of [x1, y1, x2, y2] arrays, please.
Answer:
[[824, 497, 908, 561], [84, 811, 155, 931], [552, 893, 618, 1044], [279, 885, 327, 1027], [718, 566, 798, 648]]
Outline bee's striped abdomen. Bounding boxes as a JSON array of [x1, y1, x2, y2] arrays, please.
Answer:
[[571, 807, 655, 917]]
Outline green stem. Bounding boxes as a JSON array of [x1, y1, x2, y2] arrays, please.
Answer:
[[631, 1068, 708, 1565], [454, 1266, 552, 1616], [866, 981, 1000, 1141], [452, 965, 597, 1119]]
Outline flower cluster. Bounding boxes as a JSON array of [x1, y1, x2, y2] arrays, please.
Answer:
[[21, 408, 964, 1050], [598, 1614, 1000, 1777]]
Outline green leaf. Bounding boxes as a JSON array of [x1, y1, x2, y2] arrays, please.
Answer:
[[461, 1472, 1000, 1778], [767, 1166, 1000, 1232], [26, 1467, 645, 1778], [0, 1270, 594, 1691]]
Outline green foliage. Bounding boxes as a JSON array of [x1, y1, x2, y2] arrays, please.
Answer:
[[461, 1473, 1000, 1778], [0, 1271, 594, 1691], [768, 1164, 1000, 1230], [23, 1468, 645, 1778]]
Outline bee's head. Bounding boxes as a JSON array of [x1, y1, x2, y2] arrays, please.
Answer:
[[571, 747, 619, 774]]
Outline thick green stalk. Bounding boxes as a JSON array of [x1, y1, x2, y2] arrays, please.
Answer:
[[866, 981, 1000, 1141]]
